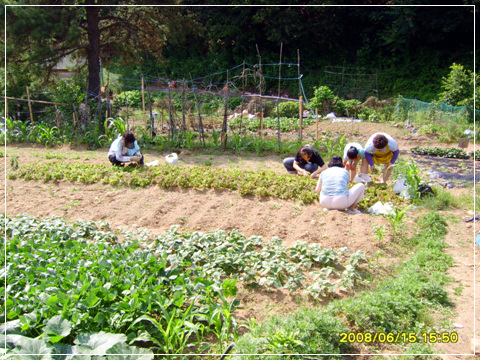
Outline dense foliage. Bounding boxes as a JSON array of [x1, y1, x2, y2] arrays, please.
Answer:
[[3, 3, 476, 103], [2, 214, 368, 356]]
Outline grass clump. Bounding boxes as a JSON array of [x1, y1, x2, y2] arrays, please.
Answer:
[[335, 212, 451, 334], [233, 211, 453, 356]]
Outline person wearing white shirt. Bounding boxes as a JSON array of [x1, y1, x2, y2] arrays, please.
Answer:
[[108, 131, 144, 166]]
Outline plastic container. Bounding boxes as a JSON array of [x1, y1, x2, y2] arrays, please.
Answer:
[[165, 153, 178, 165]]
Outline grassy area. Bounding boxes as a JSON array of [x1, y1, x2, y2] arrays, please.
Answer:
[[232, 212, 454, 358]]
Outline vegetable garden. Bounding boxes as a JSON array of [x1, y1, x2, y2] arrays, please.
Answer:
[[1, 89, 478, 358]]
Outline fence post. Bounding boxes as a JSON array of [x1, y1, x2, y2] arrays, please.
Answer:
[[260, 109, 264, 140], [299, 95, 303, 142], [26, 86, 34, 125], [221, 97, 228, 149], [55, 105, 59, 128], [73, 112, 77, 137], [315, 108, 319, 141], [141, 74, 146, 129]]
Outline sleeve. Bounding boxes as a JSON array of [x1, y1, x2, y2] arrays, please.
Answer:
[[386, 134, 398, 152], [294, 149, 302, 163], [317, 172, 323, 184], [365, 152, 374, 166], [390, 149, 400, 164], [364, 134, 376, 154], [312, 151, 325, 167]]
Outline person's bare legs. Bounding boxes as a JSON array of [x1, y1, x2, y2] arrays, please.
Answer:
[[360, 158, 369, 174], [345, 162, 357, 182], [382, 163, 393, 183]]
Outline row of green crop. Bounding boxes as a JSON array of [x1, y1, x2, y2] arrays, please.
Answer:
[[2, 115, 349, 158], [232, 211, 453, 357], [410, 146, 475, 159], [229, 116, 317, 132], [7, 161, 404, 208], [2, 214, 368, 357]]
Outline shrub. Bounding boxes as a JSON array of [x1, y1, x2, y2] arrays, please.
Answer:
[[278, 101, 300, 118], [114, 90, 143, 108]]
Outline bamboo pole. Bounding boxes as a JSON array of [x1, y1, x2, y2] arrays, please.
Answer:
[[55, 105, 59, 128], [73, 112, 77, 137], [141, 75, 146, 129], [299, 95, 303, 142], [26, 87, 34, 125], [187, 108, 191, 131], [260, 109, 264, 141]]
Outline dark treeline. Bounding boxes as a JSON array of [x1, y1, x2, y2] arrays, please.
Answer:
[[139, 2, 476, 101], [4, 1, 476, 103]]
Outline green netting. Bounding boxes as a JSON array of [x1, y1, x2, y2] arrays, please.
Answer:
[[394, 97, 478, 125]]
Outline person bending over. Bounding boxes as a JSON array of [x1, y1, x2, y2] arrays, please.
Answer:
[[283, 144, 327, 178], [108, 131, 144, 166], [316, 155, 365, 214], [343, 142, 365, 182], [360, 132, 399, 183]]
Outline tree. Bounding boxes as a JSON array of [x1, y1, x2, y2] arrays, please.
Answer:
[[5, 1, 197, 100], [438, 63, 475, 109]]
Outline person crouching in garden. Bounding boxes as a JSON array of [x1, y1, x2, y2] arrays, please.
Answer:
[[360, 132, 399, 183], [316, 156, 365, 214], [108, 131, 144, 166], [283, 144, 327, 178], [343, 142, 365, 182]]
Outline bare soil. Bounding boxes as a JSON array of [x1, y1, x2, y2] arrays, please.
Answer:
[[2, 120, 478, 357]]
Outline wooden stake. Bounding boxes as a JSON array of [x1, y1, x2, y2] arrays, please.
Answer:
[[299, 95, 303, 142], [73, 112, 77, 136], [55, 105, 59, 128], [315, 108, 319, 141], [260, 109, 264, 140], [187, 108, 191, 131], [141, 75, 146, 129], [5, 98, 8, 120], [26, 86, 34, 125]]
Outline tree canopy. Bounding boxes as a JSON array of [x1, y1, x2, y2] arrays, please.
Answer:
[[3, 1, 477, 102], [5, 1, 197, 97]]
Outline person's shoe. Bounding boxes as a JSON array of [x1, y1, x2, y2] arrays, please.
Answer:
[[346, 209, 361, 214]]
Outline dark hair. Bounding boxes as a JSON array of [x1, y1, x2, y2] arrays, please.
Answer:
[[299, 145, 313, 157], [122, 131, 136, 145], [328, 155, 344, 168], [373, 134, 388, 149], [346, 146, 358, 160]]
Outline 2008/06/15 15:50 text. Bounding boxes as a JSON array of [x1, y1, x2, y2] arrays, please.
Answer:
[[339, 332, 458, 344]]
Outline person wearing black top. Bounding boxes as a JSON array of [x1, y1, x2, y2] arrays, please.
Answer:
[[283, 144, 327, 178]]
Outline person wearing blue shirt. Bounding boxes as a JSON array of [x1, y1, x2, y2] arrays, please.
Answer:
[[343, 142, 365, 182], [108, 131, 144, 166], [316, 156, 365, 214]]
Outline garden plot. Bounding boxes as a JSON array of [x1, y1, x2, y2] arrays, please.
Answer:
[[2, 121, 478, 357]]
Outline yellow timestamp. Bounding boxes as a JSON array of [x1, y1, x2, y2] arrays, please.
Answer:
[[339, 332, 458, 344]]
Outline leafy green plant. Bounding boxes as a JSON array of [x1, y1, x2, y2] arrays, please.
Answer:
[[114, 90, 143, 108], [410, 146, 468, 159]]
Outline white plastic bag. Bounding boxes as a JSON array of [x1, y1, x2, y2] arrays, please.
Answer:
[[145, 160, 159, 167], [393, 178, 407, 194], [368, 201, 396, 216], [165, 153, 178, 165], [326, 112, 336, 119], [354, 173, 371, 184]]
